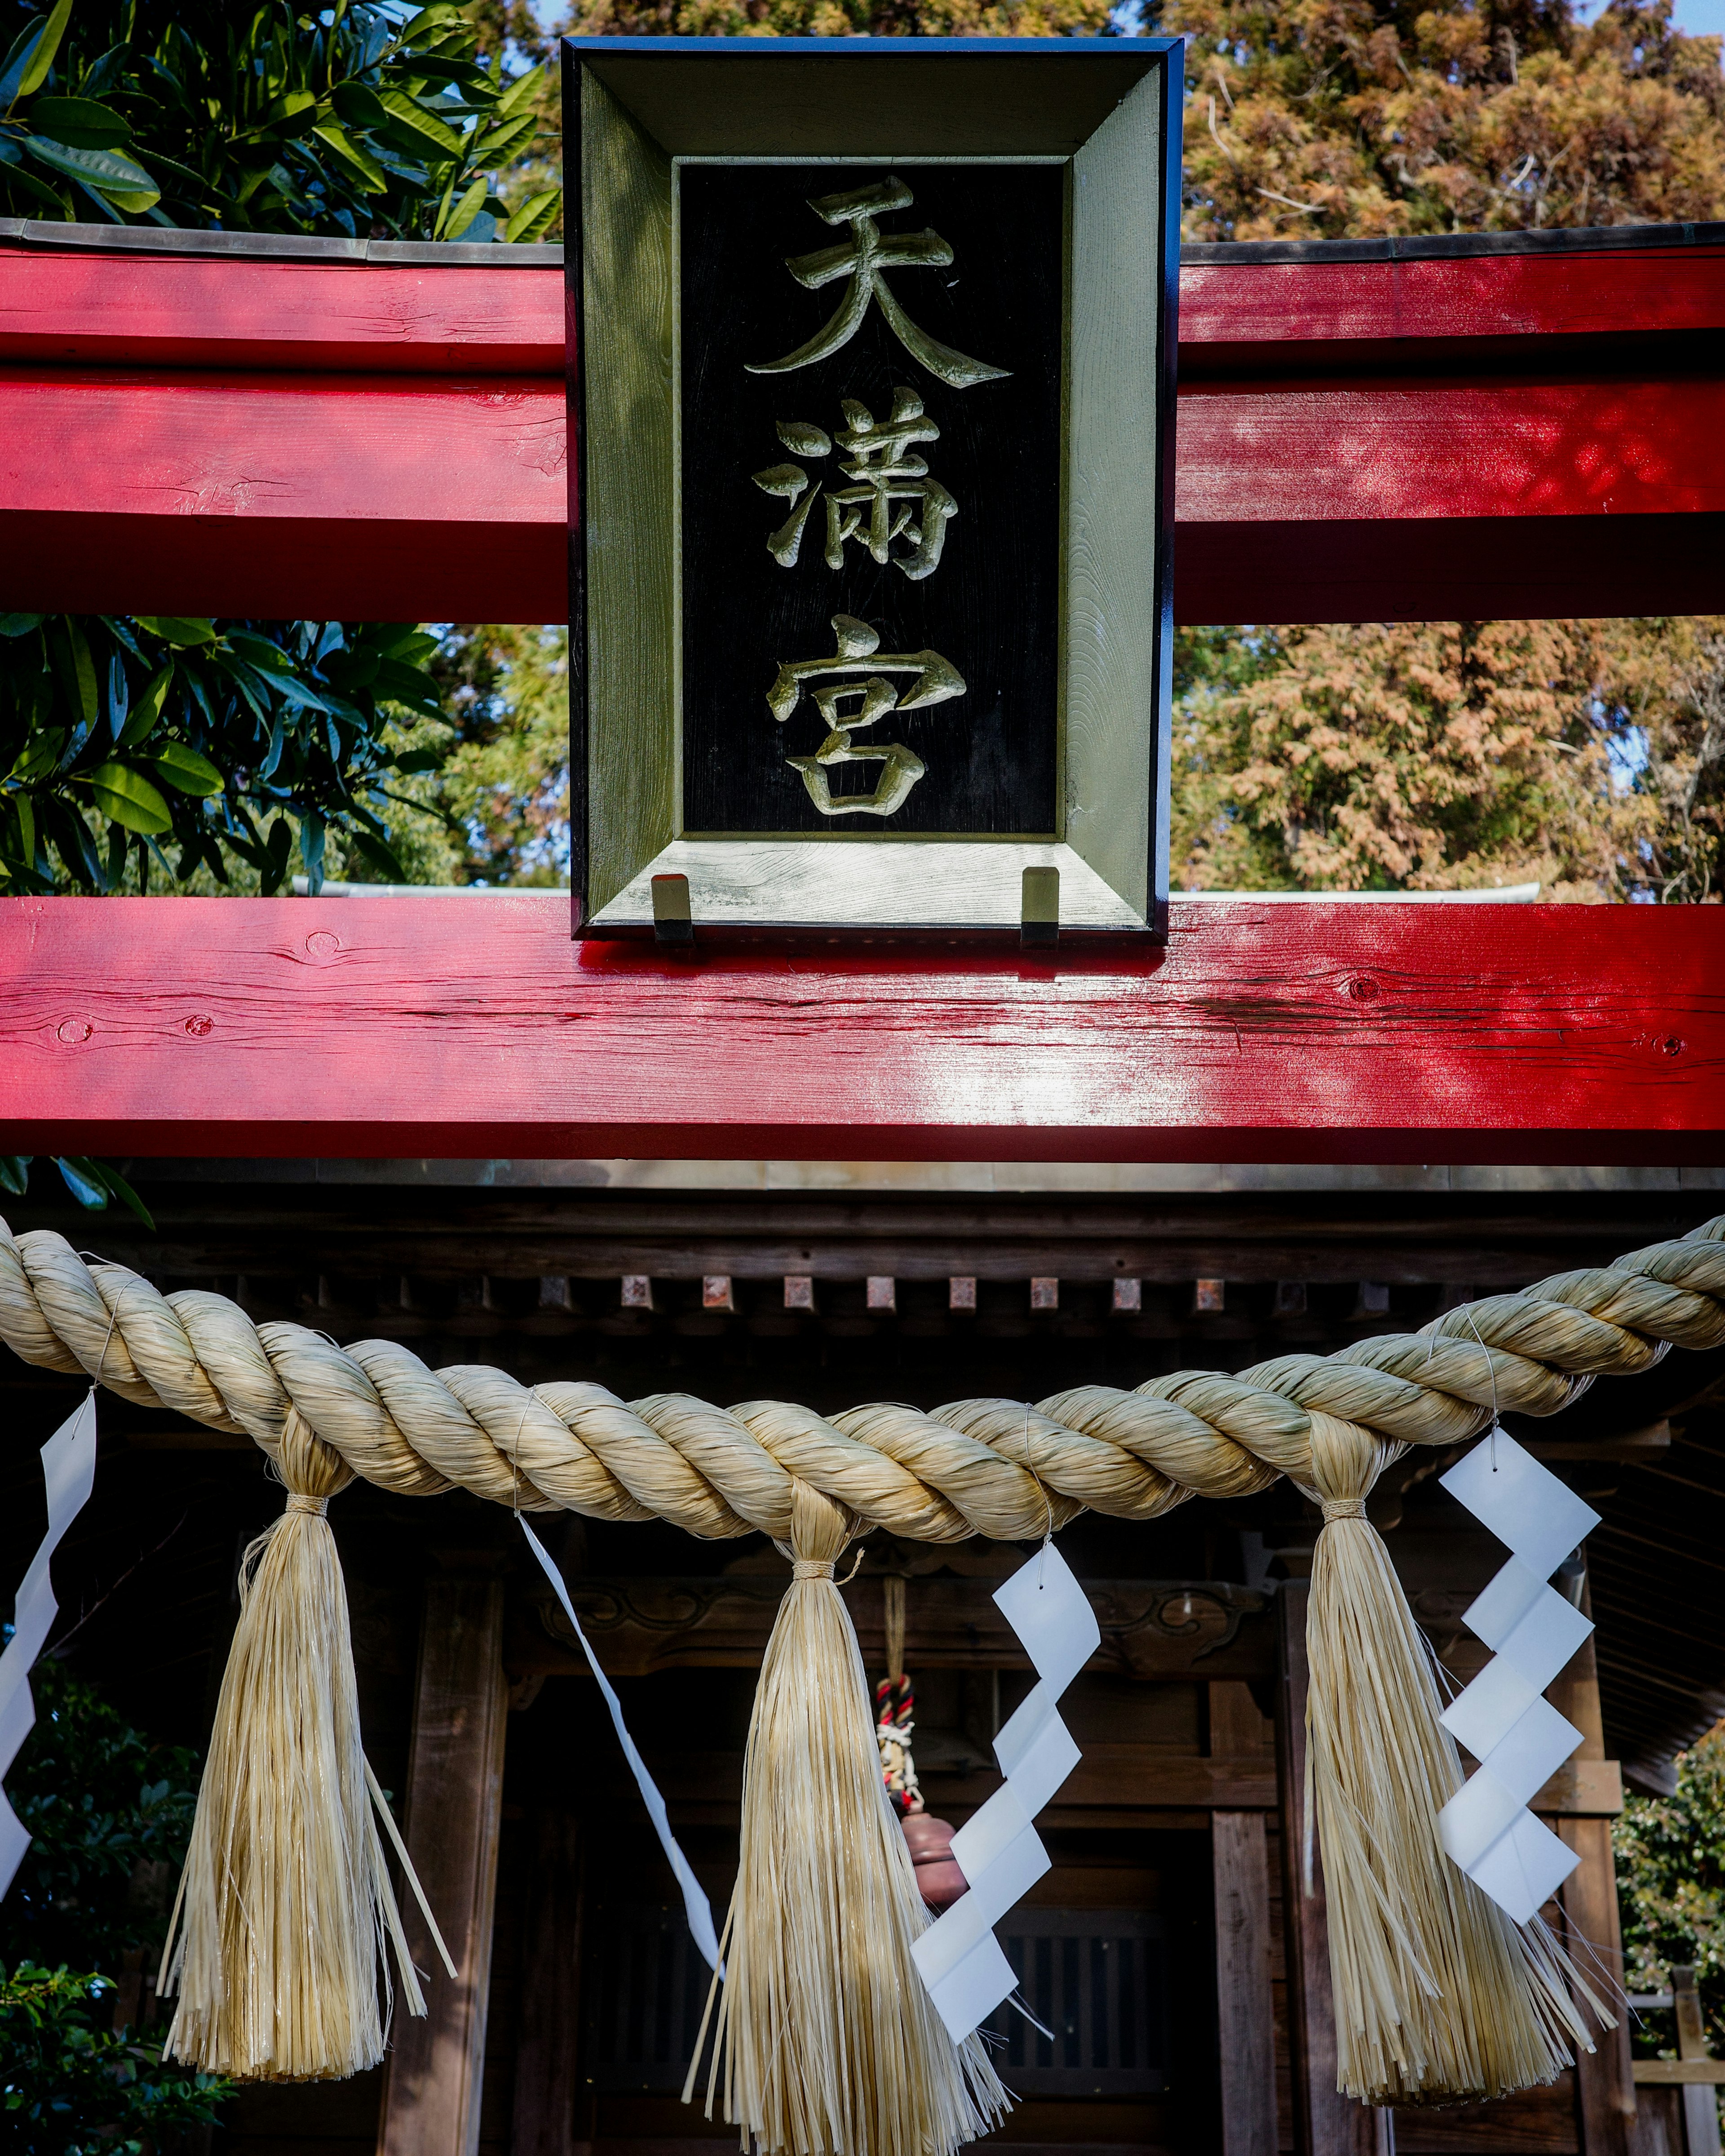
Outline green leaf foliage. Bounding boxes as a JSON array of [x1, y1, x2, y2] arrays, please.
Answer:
[[51, 1156, 156, 1225], [0, 0, 559, 241], [143, 740, 223, 797], [25, 94, 130, 146], [83, 761, 172, 835], [0, 1153, 155, 1224], [504, 187, 560, 243], [0, 1658, 202, 1978], [0, 1661, 227, 2148], [3, 0, 70, 106], [0, 616, 446, 897], [0, 2, 562, 896], [1616, 1724, 1725, 2060], [0, 1963, 227, 2156]]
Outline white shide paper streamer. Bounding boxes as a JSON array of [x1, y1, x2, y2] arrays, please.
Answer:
[[518, 1518, 721, 1970], [911, 1541, 1100, 2042], [1, 1395, 99, 1898], [1435, 1427, 1601, 1925]]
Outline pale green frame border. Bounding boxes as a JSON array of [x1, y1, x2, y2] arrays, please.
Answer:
[[568, 40, 1178, 937]]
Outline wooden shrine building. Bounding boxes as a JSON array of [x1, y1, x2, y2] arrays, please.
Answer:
[[4, 1158, 1725, 2156], [4, 181, 1725, 2156]]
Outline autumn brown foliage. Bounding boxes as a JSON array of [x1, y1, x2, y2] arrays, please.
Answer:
[[1172, 619, 1725, 899], [1161, 0, 1725, 900], [565, 0, 1106, 39], [1172, 0, 1725, 241]]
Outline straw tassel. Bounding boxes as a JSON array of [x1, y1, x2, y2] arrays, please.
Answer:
[[1301, 1412, 1606, 2107], [160, 1409, 449, 2081], [692, 1480, 1010, 2156]]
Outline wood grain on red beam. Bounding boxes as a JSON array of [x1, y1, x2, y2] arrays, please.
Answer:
[[5, 242, 1721, 375], [2, 896, 1719, 1163], [1179, 377, 1725, 523], [0, 367, 571, 622], [0, 250, 566, 373], [1178, 247, 1725, 370]]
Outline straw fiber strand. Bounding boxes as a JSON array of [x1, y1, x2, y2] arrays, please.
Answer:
[[159, 1409, 425, 2081], [1300, 1415, 1595, 2105], [697, 1480, 1009, 2156]]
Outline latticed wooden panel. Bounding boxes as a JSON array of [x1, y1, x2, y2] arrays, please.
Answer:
[[984, 1909, 1167, 2095], [581, 1903, 714, 2094], [581, 1901, 1166, 2096]]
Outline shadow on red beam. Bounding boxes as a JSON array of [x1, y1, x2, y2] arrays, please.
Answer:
[[4, 361, 1722, 623], [1176, 512, 1725, 628], [1, 895, 1720, 1164], [0, 509, 569, 627]]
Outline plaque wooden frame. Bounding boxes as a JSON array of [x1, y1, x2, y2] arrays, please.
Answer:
[[564, 35, 1183, 943]]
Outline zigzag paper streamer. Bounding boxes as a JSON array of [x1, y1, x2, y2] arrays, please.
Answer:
[[1436, 1427, 1600, 1924], [911, 1542, 1099, 2042], [0, 1394, 98, 1898]]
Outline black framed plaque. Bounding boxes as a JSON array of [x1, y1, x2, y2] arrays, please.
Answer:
[[564, 36, 1182, 941]]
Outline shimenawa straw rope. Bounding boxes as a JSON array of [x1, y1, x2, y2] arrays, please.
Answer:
[[4, 1212, 1721, 2112]]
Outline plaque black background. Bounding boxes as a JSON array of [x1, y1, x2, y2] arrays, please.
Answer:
[[679, 161, 1063, 836]]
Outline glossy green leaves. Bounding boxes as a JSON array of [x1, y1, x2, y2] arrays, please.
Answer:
[[0, 0, 559, 243], [0, 617, 445, 899]]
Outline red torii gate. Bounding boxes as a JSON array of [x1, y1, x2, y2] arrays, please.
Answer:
[[1, 216, 1721, 1164]]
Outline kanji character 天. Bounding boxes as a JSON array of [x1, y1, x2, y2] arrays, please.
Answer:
[[747, 175, 1009, 391]]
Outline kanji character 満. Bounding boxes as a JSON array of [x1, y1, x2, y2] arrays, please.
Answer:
[[747, 176, 1010, 391], [752, 390, 958, 581]]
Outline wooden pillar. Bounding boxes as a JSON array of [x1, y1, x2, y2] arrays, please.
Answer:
[[1211, 1681, 1278, 2156], [1672, 1967, 1723, 2156], [1549, 1592, 1640, 2156], [379, 1564, 509, 2156], [1275, 1582, 1392, 2156], [511, 1809, 584, 2156]]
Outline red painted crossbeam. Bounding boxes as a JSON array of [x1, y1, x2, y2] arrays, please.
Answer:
[[1, 233, 1721, 625], [1176, 243, 1725, 367], [1, 896, 1720, 1164]]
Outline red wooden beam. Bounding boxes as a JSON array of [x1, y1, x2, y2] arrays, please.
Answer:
[[2, 896, 1719, 1164], [0, 366, 569, 624], [0, 247, 565, 373], [1177, 241, 1725, 370], [1, 230, 1721, 625]]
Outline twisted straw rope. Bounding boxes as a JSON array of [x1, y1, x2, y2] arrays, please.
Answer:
[[5, 1213, 1724, 1542]]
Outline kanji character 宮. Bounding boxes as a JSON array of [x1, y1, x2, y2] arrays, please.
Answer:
[[767, 612, 966, 817]]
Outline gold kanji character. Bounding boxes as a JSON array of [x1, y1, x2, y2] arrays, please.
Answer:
[[767, 613, 966, 818], [752, 418, 833, 568], [748, 176, 1009, 391], [752, 393, 957, 582], [825, 389, 956, 582]]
